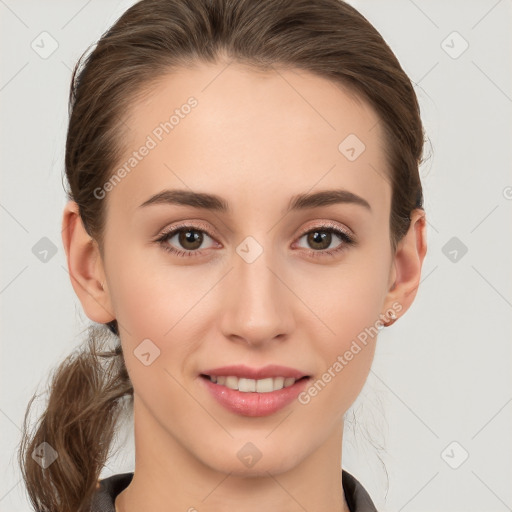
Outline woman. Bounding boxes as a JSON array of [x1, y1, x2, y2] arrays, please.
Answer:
[[18, 0, 427, 511]]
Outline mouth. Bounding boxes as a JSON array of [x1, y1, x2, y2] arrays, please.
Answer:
[[198, 365, 312, 417]]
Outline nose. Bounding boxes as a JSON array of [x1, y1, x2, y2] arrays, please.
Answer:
[[219, 241, 295, 348]]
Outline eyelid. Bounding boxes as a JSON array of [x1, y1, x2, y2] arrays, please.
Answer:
[[155, 219, 353, 241], [155, 220, 221, 242], [152, 221, 222, 257], [154, 219, 356, 256], [296, 219, 355, 241]]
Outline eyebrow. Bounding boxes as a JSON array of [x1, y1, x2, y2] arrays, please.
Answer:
[[138, 188, 371, 214]]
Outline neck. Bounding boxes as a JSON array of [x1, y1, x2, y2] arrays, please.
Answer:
[[115, 394, 350, 512]]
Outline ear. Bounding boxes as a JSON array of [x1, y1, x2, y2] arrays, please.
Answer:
[[61, 200, 115, 324], [382, 208, 427, 325]]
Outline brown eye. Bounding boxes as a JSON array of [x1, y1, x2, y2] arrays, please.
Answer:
[[295, 225, 355, 258], [306, 230, 333, 250], [176, 229, 204, 250], [156, 224, 217, 257]]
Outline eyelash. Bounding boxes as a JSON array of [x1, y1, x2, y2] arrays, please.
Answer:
[[154, 222, 356, 259]]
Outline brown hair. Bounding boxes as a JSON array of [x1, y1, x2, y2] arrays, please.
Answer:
[[18, 0, 425, 510]]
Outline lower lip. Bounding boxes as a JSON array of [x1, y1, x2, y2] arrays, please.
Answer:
[[200, 376, 310, 417]]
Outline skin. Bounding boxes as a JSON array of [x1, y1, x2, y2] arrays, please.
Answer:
[[62, 61, 427, 512]]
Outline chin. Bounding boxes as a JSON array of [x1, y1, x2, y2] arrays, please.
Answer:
[[197, 441, 304, 477]]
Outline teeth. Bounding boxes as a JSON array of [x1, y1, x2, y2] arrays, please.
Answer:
[[239, 378, 256, 392], [208, 375, 298, 392], [225, 376, 238, 389], [284, 377, 295, 387]]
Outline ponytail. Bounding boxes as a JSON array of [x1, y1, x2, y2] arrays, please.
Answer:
[[18, 325, 133, 512]]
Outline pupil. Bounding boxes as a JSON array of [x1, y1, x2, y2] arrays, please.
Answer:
[[180, 230, 202, 249], [310, 231, 330, 249]]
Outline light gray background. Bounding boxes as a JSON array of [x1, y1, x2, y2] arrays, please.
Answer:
[[1, 1, 511, 511]]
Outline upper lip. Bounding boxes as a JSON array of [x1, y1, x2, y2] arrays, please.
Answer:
[[200, 364, 309, 380]]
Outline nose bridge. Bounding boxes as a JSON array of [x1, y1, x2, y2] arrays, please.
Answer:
[[220, 234, 292, 345]]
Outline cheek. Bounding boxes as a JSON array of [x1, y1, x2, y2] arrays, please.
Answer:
[[296, 251, 390, 410], [107, 251, 219, 389], [108, 246, 213, 335], [298, 291, 380, 421], [109, 259, 204, 417], [300, 252, 390, 340]]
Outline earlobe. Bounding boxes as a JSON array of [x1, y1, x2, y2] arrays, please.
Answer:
[[383, 209, 427, 325], [61, 200, 115, 324]]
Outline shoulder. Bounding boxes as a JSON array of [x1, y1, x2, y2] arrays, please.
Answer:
[[342, 469, 379, 512], [90, 472, 133, 512]]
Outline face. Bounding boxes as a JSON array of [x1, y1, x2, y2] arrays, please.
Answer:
[[96, 61, 399, 475]]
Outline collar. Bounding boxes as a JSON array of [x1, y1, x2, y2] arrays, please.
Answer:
[[91, 469, 378, 511]]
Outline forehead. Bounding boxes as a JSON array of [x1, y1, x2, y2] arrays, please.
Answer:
[[106, 61, 391, 220]]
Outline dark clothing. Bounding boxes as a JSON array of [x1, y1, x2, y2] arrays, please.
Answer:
[[90, 469, 378, 511]]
